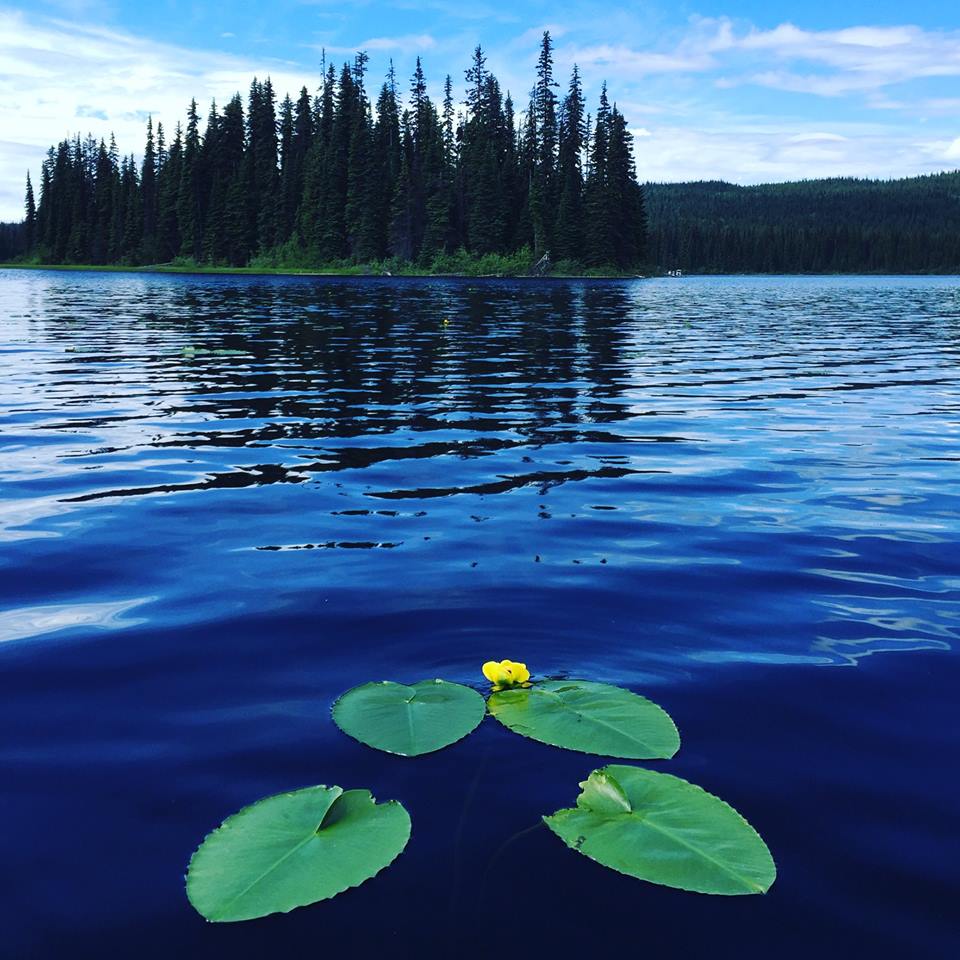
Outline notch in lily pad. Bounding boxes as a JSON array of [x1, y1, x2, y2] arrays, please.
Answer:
[[544, 765, 776, 895], [333, 679, 486, 756], [488, 679, 679, 759], [186, 784, 411, 922]]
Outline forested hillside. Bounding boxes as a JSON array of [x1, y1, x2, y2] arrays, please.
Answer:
[[15, 34, 646, 273], [646, 174, 960, 274]]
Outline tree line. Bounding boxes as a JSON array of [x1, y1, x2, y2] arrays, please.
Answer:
[[13, 34, 647, 273], [646, 174, 960, 274]]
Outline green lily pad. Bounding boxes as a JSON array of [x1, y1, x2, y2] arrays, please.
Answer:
[[487, 680, 679, 759], [544, 766, 776, 895], [333, 679, 486, 756], [186, 785, 411, 922]]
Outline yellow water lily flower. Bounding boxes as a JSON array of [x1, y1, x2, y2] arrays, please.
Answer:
[[482, 659, 531, 689]]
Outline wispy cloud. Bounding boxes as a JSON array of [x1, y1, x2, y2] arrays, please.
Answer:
[[563, 17, 960, 96], [943, 137, 960, 160], [0, 7, 321, 218], [549, 15, 960, 186], [319, 33, 437, 55], [634, 121, 959, 185]]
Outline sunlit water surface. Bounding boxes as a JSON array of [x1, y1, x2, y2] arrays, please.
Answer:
[[1, 270, 958, 957]]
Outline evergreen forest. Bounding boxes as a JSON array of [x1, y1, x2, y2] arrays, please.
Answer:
[[646, 174, 960, 274], [7, 34, 647, 274], [1, 31, 958, 275]]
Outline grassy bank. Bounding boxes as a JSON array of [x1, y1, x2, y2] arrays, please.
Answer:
[[0, 254, 645, 280]]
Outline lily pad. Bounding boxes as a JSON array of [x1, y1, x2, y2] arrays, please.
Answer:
[[333, 679, 486, 756], [186, 785, 411, 922], [544, 766, 776, 895], [487, 680, 679, 759]]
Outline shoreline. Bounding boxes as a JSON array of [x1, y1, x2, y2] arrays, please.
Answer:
[[2, 263, 957, 279], [0, 262, 645, 281]]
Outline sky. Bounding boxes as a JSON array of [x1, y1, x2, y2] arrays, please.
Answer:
[[1, 0, 959, 220]]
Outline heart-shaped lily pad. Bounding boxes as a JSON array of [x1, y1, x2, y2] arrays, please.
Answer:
[[488, 680, 679, 759], [333, 679, 486, 756], [544, 766, 776, 895], [186, 785, 411, 922]]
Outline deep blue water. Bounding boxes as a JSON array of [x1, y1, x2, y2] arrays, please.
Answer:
[[1, 269, 958, 958]]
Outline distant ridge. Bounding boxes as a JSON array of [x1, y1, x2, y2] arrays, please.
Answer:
[[646, 171, 960, 274]]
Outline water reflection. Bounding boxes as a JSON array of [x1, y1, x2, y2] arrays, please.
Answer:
[[0, 271, 958, 670], [0, 596, 149, 644]]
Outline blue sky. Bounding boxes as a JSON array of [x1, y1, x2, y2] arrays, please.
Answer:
[[1, 0, 958, 219]]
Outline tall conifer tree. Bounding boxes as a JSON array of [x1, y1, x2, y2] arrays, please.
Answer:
[[24, 173, 36, 251]]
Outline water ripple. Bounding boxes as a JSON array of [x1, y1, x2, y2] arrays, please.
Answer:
[[1, 269, 959, 955]]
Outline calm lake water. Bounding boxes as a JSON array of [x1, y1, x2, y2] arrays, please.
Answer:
[[1, 269, 958, 957]]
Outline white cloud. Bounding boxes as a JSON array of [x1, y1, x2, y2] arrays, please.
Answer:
[[553, 15, 960, 185], [0, 8, 322, 219], [319, 33, 437, 54], [635, 123, 960, 185], [564, 17, 960, 95], [563, 44, 715, 77], [944, 137, 960, 160], [920, 98, 960, 113], [787, 132, 848, 143]]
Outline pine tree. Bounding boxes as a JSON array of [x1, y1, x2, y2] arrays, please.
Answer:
[[346, 54, 378, 260], [177, 99, 202, 259], [212, 94, 250, 265], [584, 83, 612, 266], [107, 136, 123, 261], [120, 154, 142, 261], [298, 68, 334, 254], [442, 75, 456, 167], [248, 77, 279, 250], [24, 172, 36, 252], [157, 124, 182, 260], [141, 117, 158, 260], [38, 148, 54, 254], [555, 66, 586, 262], [529, 31, 559, 255], [389, 113, 416, 260], [404, 57, 436, 258], [199, 98, 225, 262], [461, 46, 507, 253], [371, 74, 402, 259], [156, 122, 167, 172], [606, 106, 646, 268], [92, 140, 115, 263], [501, 92, 521, 250], [318, 64, 355, 260], [278, 93, 296, 240]]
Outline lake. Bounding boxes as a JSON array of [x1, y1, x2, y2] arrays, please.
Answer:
[[1, 269, 957, 957]]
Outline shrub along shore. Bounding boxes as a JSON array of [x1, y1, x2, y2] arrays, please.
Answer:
[[0, 251, 646, 279]]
